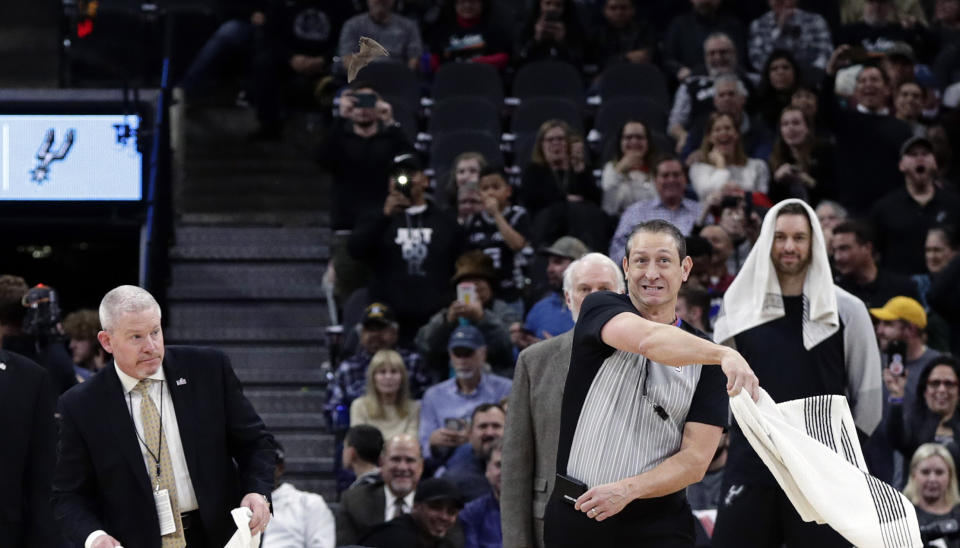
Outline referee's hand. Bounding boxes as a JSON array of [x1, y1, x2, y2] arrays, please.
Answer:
[[720, 350, 760, 401]]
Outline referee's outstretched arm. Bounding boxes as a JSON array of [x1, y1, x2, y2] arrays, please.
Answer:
[[600, 311, 760, 400]]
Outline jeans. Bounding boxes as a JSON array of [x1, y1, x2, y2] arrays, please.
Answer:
[[179, 19, 254, 94]]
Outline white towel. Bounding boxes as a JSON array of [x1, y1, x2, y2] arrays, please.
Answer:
[[729, 389, 922, 548], [713, 199, 839, 350], [223, 507, 262, 548]]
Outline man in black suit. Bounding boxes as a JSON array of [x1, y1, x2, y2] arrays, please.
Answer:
[[0, 348, 57, 547], [337, 433, 424, 545], [52, 285, 275, 548]]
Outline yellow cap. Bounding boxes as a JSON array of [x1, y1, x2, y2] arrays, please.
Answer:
[[869, 296, 927, 329]]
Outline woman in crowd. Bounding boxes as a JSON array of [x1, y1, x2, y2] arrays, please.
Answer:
[[768, 106, 835, 204], [688, 112, 770, 199], [439, 151, 487, 211], [903, 443, 960, 548], [756, 50, 802, 133], [518, 119, 600, 218], [427, 0, 511, 71], [887, 357, 960, 479], [350, 349, 420, 440], [914, 225, 960, 351], [599, 119, 658, 216]]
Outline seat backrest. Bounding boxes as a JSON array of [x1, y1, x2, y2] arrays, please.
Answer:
[[510, 96, 583, 135], [428, 96, 501, 137], [512, 60, 585, 104], [431, 62, 504, 105], [429, 129, 504, 182], [594, 96, 668, 136], [598, 63, 670, 108], [355, 59, 421, 111], [386, 97, 418, 142]]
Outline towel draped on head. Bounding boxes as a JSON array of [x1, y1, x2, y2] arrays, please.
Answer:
[[713, 199, 838, 350]]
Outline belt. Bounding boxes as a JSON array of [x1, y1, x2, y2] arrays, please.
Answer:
[[180, 510, 200, 530]]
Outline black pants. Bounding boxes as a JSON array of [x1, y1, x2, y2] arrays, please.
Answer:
[[543, 490, 695, 547], [182, 510, 210, 548], [711, 482, 850, 547]]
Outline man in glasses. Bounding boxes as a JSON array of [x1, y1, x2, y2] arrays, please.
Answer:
[[418, 325, 512, 468]]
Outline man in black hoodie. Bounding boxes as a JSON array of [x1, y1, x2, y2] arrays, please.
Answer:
[[349, 154, 467, 343]]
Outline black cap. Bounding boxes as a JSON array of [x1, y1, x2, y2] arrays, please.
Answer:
[[899, 135, 934, 157], [393, 153, 423, 173], [361, 302, 396, 328], [413, 478, 464, 507]]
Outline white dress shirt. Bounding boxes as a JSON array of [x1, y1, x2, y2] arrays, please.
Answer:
[[85, 364, 199, 548], [262, 483, 335, 548], [383, 486, 415, 521]]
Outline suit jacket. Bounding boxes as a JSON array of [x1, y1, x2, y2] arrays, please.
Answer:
[[52, 345, 275, 548], [336, 480, 387, 546], [0, 349, 57, 548], [500, 331, 573, 548]]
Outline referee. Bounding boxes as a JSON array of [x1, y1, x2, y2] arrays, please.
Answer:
[[544, 220, 758, 547]]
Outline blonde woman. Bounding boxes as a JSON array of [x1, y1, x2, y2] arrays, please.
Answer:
[[350, 349, 420, 440], [903, 443, 960, 542], [688, 112, 770, 199]]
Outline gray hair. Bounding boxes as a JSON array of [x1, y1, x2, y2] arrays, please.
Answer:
[[816, 200, 848, 219], [714, 73, 748, 97], [562, 253, 625, 296], [703, 32, 735, 52], [99, 285, 161, 331]]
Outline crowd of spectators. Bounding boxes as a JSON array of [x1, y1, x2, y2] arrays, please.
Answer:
[[8, 0, 960, 546]]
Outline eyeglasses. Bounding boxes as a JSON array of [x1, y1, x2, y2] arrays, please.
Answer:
[[451, 347, 476, 358], [927, 379, 959, 389]]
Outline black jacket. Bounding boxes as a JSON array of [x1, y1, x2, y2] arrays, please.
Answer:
[[349, 205, 467, 339], [52, 346, 276, 548], [0, 349, 57, 548]]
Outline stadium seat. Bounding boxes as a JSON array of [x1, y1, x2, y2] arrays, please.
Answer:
[[428, 96, 501, 137], [593, 96, 668, 136], [510, 96, 584, 136], [511, 60, 585, 105], [429, 129, 504, 183], [431, 62, 504, 106], [355, 60, 421, 112], [598, 63, 670, 109]]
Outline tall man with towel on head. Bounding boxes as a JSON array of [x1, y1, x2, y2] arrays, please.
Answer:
[[710, 199, 882, 547]]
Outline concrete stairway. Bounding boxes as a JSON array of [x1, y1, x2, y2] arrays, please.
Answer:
[[165, 103, 337, 500]]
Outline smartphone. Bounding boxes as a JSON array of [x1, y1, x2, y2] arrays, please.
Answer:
[[555, 473, 588, 506], [354, 92, 377, 108], [444, 417, 467, 431], [457, 282, 478, 305], [887, 340, 907, 377]]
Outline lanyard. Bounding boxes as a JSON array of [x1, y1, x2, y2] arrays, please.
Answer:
[[128, 380, 165, 490]]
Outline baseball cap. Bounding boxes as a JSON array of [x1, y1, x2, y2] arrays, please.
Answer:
[[899, 135, 934, 157], [869, 296, 927, 329], [447, 325, 485, 351], [414, 478, 465, 507], [361, 302, 396, 328], [540, 236, 589, 260]]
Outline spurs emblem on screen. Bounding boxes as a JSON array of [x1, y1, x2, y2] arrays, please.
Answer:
[[31, 128, 75, 184]]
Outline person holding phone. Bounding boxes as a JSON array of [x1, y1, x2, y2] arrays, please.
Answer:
[[886, 357, 960, 483], [349, 154, 467, 343], [874, 296, 942, 411], [515, 0, 586, 67], [418, 326, 512, 469], [415, 251, 518, 379]]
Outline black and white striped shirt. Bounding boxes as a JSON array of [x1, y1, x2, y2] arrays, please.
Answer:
[[556, 292, 728, 490]]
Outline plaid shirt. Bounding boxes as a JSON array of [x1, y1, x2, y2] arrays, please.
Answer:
[[748, 9, 833, 71], [326, 347, 432, 416]]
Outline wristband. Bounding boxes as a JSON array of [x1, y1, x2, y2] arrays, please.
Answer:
[[888, 396, 903, 405]]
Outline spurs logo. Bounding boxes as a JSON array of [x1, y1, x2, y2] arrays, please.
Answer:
[[31, 128, 75, 184], [724, 484, 744, 506]]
